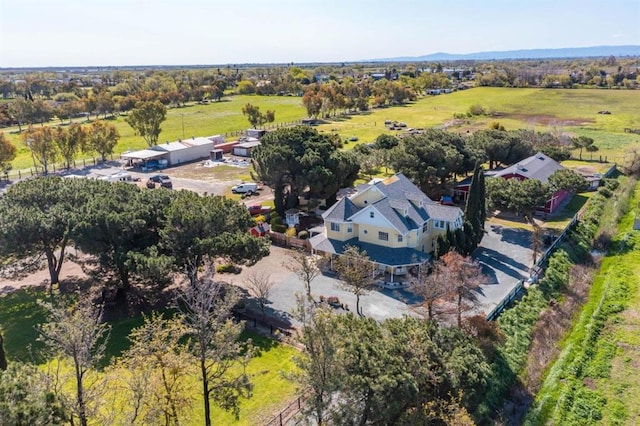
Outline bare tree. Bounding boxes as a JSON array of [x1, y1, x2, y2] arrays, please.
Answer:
[[334, 245, 376, 317], [531, 222, 545, 266], [286, 248, 320, 301], [181, 267, 253, 426], [122, 312, 193, 426], [411, 260, 450, 320], [292, 296, 339, 426], [245, 270, 275, 319], [440, 252, 485, 327], [38, 297, 110, 426]]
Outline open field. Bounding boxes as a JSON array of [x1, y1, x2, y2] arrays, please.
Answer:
[[3, 95, 308, 171], [528, 179, 640, 424], [315, 87, 640, 159], [0, 287, 299, 425], [3, 88, 640, 173]]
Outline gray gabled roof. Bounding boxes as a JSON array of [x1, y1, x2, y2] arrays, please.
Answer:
[[424, 203, 462, 222], [310, 236, 431, 267], [322, 197, 361, 222], [494, 152, 564, 184]]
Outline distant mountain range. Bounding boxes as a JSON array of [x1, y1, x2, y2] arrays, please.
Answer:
[[374, 45, 640, 62]]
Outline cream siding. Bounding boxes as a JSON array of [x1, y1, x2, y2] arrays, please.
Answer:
[[350, 186, 384, 208]]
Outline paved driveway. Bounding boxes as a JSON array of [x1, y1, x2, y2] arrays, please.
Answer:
[[473, 223, 533, 315]]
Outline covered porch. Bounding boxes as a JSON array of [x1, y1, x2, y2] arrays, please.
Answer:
[[309, 236, 431, 283]]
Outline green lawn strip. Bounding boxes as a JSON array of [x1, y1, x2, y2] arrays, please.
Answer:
[[0, 288, 299, 425], [526, 180, 640, 425]]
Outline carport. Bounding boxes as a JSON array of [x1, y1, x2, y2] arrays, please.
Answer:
[[121, 149, 168, 169]]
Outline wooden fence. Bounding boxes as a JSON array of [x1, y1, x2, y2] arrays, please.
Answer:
[[263, 392, 309, 426]]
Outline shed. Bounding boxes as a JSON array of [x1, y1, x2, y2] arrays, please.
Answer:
[[233, 141, 261, 157], [151, 141, 191, 165], [182, 137, 215, 159], [210, 149, 224, 161], [246, 129, 267, 139]]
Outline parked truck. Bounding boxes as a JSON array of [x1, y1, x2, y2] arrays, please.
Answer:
[[231, 182, 258, 194]]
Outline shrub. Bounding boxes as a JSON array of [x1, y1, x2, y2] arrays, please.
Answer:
[[468, 104, 486, 116], [285, 227, 297, 237], [216, 263, 241, 274], [253, 214, 266, 224], [271, 224, 287, 233], [598, 186, 612, 198]]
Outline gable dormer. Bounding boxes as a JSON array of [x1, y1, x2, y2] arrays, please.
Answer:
[[389, 199, 409, 217], [350, 185, 385, 208]]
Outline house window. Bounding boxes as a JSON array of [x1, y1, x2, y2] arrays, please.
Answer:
[[330, 222, 340, 232], [422, 222, 428, 233], [398, 234, 403, 243], [347, 225, 353, 233], [378, 231, 389, 241], [370, 211, 375, 218], [435, 220, 446, 229]]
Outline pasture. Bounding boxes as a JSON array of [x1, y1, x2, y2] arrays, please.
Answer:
[[316, 87, 640, 161], [3, 87, 640, 172]]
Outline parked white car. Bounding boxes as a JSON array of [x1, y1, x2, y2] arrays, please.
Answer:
[[231, 182, 258, 194]]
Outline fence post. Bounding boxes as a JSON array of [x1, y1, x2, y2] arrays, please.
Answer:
[[279, 412, 283, 426]]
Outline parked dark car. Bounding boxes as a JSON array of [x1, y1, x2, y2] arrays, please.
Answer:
[[147, 174, 172, 189]]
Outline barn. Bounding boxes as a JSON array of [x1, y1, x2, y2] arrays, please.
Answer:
[[232, 140, 261, 157]]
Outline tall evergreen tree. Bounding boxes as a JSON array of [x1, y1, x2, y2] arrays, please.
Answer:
[[464, 163, 486, 248]]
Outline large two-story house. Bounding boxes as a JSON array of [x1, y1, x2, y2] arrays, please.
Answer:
[[309, 173, 464, 282]]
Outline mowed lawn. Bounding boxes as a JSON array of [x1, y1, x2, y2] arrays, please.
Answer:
[[0, 288, 299, 425], [4, 87, 640, 171]]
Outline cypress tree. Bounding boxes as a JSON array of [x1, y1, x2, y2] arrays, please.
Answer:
[[464, 163, 486, 247]]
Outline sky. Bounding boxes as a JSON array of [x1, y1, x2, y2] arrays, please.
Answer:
[[1, 0, 639, 67]]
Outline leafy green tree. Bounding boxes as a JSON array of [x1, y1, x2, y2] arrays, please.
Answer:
[[0, 132, 17, 174], [125, 100, 167, 147], [54, 123, 86, 169], [334, 245, 375, 317], [160, 191, 269, 286], [464, 163, 486, 249], [181, 269, 252, 425], [373, 133, 399, 150], [38, 297, 110, 426], [390, 129, 477, 198], [570, 136, 598, 160], [0, 176, 87, 287], [548, 169, 589, 194], [241, 103, 275, 128], [486, 177, 550, 222], [468, 129, 534, 169], [72, 181, 164, 298], [252, 126, 359, 215], [22, 126, 58, 173], [0, 362, 67, 424], [8, 98, 33, 131], [87, 119, 119, 161]]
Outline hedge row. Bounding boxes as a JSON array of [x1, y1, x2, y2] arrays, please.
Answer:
[[475, 179, 625, 423]]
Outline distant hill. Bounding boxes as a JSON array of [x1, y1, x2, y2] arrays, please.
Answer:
[[375, 45, 640, 62]]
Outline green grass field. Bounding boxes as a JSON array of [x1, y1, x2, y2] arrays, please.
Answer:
[[527, 180, 640, 425], [315, 87, 640, 159], [0, 288, 299, 425], [3, 95, 308, 171], [4, 88, 640, 173]]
